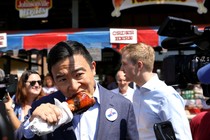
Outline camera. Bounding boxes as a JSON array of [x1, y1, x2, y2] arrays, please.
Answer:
[[162, 53, 209, 88], [158, 16, 210, 89], [0, 70, 18, 100]]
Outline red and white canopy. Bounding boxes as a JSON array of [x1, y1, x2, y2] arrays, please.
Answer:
[[0, 27, 160, 52]]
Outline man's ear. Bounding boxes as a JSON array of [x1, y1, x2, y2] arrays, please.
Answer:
[[137, 61, 143, 70], [91, 61, 96, 75]]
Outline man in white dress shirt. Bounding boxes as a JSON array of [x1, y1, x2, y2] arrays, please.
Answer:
[[111, 70, 134, 102], [120, 42, 192, 140]]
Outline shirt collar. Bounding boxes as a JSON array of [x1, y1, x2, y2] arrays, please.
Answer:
[[141, 73, 159, 91], [93, 80, 100, 104]]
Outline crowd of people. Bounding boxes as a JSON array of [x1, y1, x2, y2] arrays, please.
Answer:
[[1, 40, 210, 140]]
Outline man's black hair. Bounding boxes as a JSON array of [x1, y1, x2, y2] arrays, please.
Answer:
[[47, 40, 93, 76]]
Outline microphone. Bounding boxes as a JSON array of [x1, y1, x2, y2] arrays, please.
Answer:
[[197, 63, 210, 84]]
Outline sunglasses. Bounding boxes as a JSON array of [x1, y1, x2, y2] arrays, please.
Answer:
[[26, 80, 42, 86]]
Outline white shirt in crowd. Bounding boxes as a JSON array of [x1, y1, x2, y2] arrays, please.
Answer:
[[111, 87, 134, 102], [43, 86, 58, 94]]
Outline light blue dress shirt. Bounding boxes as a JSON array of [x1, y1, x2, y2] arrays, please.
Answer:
[[72, 82, 100, 140], [133, 74, 192, 140]]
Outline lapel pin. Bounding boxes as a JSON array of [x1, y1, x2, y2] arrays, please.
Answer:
[[105, 108, 118, 121]]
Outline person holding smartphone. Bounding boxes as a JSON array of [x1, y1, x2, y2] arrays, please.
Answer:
[[3, 70, 46, 130]]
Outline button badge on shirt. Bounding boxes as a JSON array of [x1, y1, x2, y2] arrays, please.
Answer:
[[105, 108, 118, 121]]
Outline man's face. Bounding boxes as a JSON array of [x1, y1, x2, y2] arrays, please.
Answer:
[[116, 71, 130, 91], [121, 53, 137, 83], [51, 55, 96, 98]]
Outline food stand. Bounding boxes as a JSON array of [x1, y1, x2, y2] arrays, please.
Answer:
[[0, 27, 160, 75]]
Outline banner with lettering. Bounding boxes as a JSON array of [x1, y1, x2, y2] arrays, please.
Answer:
[[110, 28, 137, 44], [16, 0, 52, 18], [0, 33, 7, 48], [111, 0, 207, 17]]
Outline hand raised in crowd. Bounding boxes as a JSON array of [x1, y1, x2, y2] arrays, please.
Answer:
[[3, 92, 13, 113]]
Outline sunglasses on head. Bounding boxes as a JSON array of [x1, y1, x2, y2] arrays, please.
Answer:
[[26, 80, 42, 86]]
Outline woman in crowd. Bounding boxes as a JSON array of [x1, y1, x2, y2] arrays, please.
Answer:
[[42, 73, 57, 95], [3, 70, 46, 130]]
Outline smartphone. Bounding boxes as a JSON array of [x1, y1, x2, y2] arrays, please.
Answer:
[[153, 121, 177, 140], [0, 86, 7, 101]]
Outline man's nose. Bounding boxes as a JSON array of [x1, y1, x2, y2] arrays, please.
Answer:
[[67, 79, 80, 91]]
